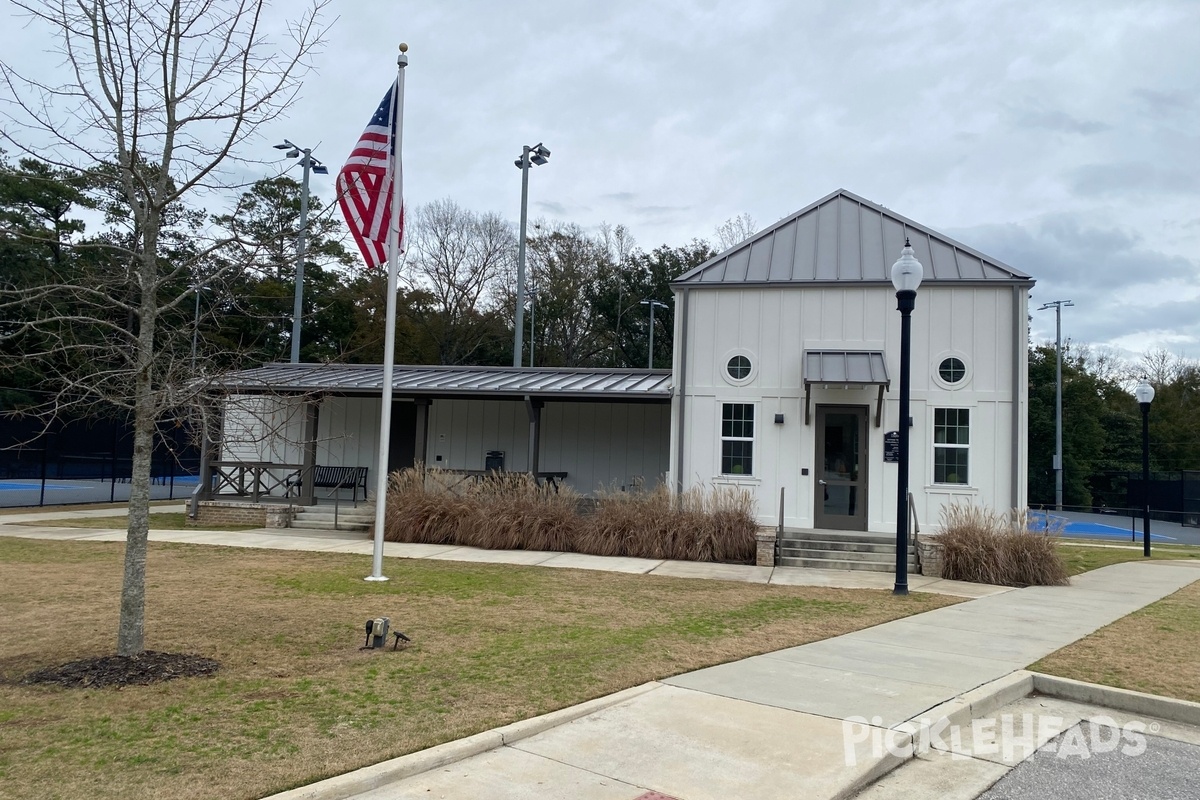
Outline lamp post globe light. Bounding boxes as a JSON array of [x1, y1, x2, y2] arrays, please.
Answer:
[[513, 143, 551, 367], [274, 140, 329, 364], [640, 299, 668, 369], [891, 237, 922, 596], [1135, 380, 1155, 557]]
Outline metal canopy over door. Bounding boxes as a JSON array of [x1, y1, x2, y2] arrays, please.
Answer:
[[814, 406, 868, 531]]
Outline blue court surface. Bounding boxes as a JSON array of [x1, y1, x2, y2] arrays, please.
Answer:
[[1029, 510, 1176, 542], [0, 476, 198, 508], [0, 482, 78, 491]]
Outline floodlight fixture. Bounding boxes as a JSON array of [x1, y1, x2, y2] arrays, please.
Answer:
[[512, 141, 552, 365], [271, 138, 328, 363]]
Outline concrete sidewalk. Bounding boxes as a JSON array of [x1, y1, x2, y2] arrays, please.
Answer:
[[0, 512, 1005, 598], [269, 559, 1200, 800]]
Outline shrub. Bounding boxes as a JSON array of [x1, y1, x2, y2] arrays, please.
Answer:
[[937, 503, 1069, 587], [383, 467, 758, 564]]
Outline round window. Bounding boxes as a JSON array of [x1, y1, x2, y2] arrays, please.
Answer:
[[727, 355, 752, 380], [939, 357, 966, 384]]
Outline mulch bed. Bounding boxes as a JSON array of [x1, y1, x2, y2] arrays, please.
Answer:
[[21, 651, 220, 689]]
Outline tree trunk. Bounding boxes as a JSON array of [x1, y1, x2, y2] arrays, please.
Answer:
[[116, 246, 159, 656]]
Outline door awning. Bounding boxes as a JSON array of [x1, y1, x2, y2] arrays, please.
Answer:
[[803, 350, 890, 427]]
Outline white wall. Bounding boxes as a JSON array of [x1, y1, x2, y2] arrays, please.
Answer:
[[426, 399, 670, 493], [673, 284, 1027, 531], [221, 394, 671, 497]]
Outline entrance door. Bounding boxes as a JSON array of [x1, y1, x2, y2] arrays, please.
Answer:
[[387, 402, 417, 473], [814, 406, 868, 531]]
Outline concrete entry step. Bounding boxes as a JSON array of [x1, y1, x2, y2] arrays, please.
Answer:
[[779, 538, 914, 554], [778, 548, 914, 565], [778, 556, 918, 572], [291, 504, 375, 532], [777, 528, 918, 572], [779, 527, 897, 543]]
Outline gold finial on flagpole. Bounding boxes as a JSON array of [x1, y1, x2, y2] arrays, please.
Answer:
[[399, 42, 408, 53]]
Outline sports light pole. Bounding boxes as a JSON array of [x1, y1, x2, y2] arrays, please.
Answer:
[[891, 238, 923, 597], [1038, 300, 1074, 511], [1135, 380, 1155, 557], [640, 299, 668, 369], [513, 143, 550, 367], [274, 140, 329, 363]]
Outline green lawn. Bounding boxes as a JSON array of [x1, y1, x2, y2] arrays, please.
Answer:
[[20, 511, 258, 532], [0, 536, 958, 800], [1058, 542, 1200, 575]]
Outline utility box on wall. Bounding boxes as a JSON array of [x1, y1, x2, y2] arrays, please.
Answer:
[[485, 450, 505, 472]]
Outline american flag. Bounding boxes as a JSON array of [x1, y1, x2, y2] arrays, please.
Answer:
[[338, 81, 403, 269]]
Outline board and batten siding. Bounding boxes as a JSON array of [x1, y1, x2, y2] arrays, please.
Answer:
[[673, 284, 1027, 532], [220, 394, 669, 497], [427, 399, 670, 493]]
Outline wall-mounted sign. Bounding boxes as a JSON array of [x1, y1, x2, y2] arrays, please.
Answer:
[[883, 431, 900, 463]]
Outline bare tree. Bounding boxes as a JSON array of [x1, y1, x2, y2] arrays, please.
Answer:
[[713, 212, 758, 251], [1135, 348, 1190, 386], [405, 198, 516, 364], [0, 0, 328, 656]]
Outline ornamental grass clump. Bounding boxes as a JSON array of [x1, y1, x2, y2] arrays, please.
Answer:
[[384, 466, 580, 551], [937, 503, 1069, 587], [457, 471, 581, 552], [383, 467, 758, 563]]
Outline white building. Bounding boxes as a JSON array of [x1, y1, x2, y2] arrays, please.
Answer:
[[668, 189, 1033, 534], [205, 189, 1032, 546]]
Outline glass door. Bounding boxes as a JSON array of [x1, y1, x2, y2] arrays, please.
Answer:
[[814, 406, 868, 531]]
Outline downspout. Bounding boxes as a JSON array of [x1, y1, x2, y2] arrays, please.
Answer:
[[674, 288, 690, 494], [1011, 285, 1023, 510]]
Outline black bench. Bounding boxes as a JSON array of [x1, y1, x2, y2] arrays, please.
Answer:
[[290, 465, 369, 501]]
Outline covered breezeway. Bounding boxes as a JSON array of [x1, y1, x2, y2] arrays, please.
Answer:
[[198, 364, 673, 506]]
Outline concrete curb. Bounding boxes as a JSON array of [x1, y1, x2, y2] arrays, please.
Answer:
[[1031, 672, 1200, 727], [833, 671, 1034, 799], [260, 682, 663, 800]]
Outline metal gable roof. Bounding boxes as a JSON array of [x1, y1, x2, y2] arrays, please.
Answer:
[[674, 189, 1033, 287], [217, 363, 673, 400]]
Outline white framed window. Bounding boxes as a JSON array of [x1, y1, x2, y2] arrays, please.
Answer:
[[720, 402, 755, 476], [721, 349, 757, 386], [933, 408, 970, 485], [932, 352, 971, 390]]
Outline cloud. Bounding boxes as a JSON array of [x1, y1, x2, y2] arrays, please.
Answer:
[[1131, 88, 1193, 116], [1011, 106, 1110, 135], [1067, 162, 1200, 198], [951, 213, 1200, 351]]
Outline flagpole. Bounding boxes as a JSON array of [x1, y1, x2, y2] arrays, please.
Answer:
[[366, 44, 408, 582]]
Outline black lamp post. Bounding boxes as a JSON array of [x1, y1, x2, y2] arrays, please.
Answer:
[[891, 238, 923, 596], [1135, 380, 1155, 557]]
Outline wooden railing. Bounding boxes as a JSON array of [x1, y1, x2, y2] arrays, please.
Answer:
[[205, 461, 304, 503]]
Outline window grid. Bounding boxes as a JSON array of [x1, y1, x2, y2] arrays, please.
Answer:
[[934, 408, 969, 484], [721, 403, 754, 476], [939, 357, 966, 384], [727, 355, 752, 380]]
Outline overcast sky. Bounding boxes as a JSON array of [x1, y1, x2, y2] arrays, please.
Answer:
[[4, 0, 1198, 358]]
